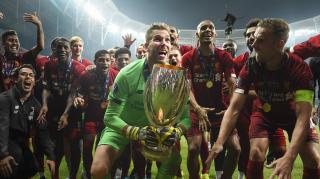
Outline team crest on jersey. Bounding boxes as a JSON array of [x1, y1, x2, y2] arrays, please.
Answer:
[[13, 105, 19, 114], [28, 107, 35, 121]]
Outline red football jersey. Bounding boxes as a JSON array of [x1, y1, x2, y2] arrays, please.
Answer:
[[43, 59, 86, 99], [292, 34, 320, 59], [72, 58, 93, 67], [78, 67, 118, 121], [233, 51, 250, 76], [236, 53, 313, 125], [0, 50, 37, 92], [182, 47, 235, 123]]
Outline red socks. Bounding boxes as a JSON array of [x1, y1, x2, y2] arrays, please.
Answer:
[[246, 160, 264, 179], [303, 167, 320, 179]]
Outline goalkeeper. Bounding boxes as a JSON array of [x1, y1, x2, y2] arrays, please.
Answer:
[[91, 22, 191, 179]]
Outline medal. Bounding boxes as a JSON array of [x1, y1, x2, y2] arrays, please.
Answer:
[[262, 102, 271, 112], [100, 100, 108, 109], [206, 81, 213, 88]]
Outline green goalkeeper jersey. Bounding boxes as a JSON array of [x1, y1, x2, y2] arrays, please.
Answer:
[[105, 58, 191, 134]]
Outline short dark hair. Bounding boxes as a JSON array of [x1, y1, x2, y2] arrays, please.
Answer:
[[50, 37, 63, 49], [243, 18, 261, 36], [2, 30, 18, 44], [56, 37, 70, 45], [14, 64, 36, 78], [145, 23, 171, 43], [94, 49, 110, 59], [223, 39, 237, 49], [115, 47, 131, 58], [257, 18, 290, 42], [197, 20, 215, 32]]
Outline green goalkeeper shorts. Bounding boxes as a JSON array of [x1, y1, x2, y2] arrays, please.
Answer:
[[98, 127, 130, 151]]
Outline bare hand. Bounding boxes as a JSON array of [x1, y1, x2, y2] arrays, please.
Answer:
[[23, 12, 41, 26], [196, 107, 214, 131], [215, 109, 226, 116], [205, 143, 223, 167], [73, 97, 85, 108], [0, 156, 18, 178], [122, 33, 136, 47], [37, 105, 48, 123], [58, 113, 68, 130], [46, 160, 55, 177], [269, 156, 294, 179]]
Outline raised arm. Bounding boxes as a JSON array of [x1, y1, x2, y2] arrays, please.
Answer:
[[23, 12, 44, 56]]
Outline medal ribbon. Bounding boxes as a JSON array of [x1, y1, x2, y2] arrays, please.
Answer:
[[143, 61, 151, 81], [197, 48, 215, 82], [58, 59, 73, 93], [100, 72, 110, 100]]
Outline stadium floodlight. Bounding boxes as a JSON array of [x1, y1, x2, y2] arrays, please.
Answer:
[[139, 32, 145, 39], [294, 29, 316, 37], [107, 23, 119, 33], [84, 1, 105, 23]]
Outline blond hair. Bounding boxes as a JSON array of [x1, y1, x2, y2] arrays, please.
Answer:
[[145, 22, 170, 43], [70, 36, 83, 47]]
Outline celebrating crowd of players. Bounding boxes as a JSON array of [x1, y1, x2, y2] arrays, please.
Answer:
[[0, 10, 320, 179]]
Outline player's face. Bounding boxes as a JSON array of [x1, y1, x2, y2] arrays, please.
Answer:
[[168, 49, 182, 66], [223, 42, 237, 57], [252, 27, 279, 63], [245, 27, 256, 51], [197, 21, 216, 45], [95, 53, 111, 76], [145, 29, 171, 65], [110, 53, 115, 65], [169, 27, 179, 45], [16, 67, 35, 93], [3, 35, 20, 54], [136, 46, 146, 59], [71, 41, 83, 56], [56, 41, 71, 63], [116, 53, 131, 70]]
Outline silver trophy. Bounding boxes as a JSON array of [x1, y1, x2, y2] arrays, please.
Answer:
[[143, 64, 190, 161]]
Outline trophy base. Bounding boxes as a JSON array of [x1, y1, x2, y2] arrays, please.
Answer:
[[141, 146, 172, 161]]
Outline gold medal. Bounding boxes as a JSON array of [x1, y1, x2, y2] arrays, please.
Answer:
[[100, 100, 108, 109], [262, 102, 271, 112], [206, 81, 213, 88]]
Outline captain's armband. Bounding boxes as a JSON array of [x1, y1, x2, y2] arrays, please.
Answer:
[[295, 90, 314, 104]]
